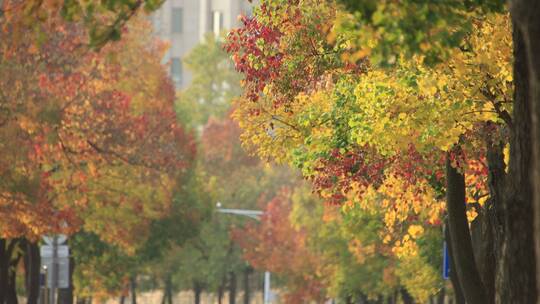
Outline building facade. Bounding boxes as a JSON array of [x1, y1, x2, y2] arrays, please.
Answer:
[[150, 0, 255, 88]]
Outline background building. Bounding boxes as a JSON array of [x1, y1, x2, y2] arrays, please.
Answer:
[[150, 0, 255, 88]]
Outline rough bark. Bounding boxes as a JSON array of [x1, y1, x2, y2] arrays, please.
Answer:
[[508, 1, 540, 302], [446, 155, 488, 304], [228, 271, 236, 304], [486, 143, 505, 247], [483, 140, 508, 304], [470, 200, 495, 303], [489, 23, 537, 304], [24, 241, 40, 304]]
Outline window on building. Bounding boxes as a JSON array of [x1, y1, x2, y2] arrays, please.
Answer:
[[211, 10, 223, 36], [171, 7, 183, 33], [171, 58, 182, 86]]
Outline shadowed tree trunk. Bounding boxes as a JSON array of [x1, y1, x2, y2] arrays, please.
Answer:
[[0, 239, 20, 304], [470, 199, 495, 303], [228, 271, 236, 304], [508, 1, 540, 303], [445, 154, 488, 304], [447, 226, 465, 304], [130, 276, 137, 304], [483, 139, 507, 304], [0, 239, 8, 304], [243, 267, 251, 304], [161, 275, 173, 304], [194, 281, 203, 304], [24, 241, 40, 304], [218, 276, 225, 304], [7, 252, 20, 304], [489, 23, 537, 304]]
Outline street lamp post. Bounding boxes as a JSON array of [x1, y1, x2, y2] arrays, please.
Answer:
[[216, 202, 274, 304]]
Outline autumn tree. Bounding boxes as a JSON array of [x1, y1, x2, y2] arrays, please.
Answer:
[[0, 0, 164, 48], [0, 14, 195, 302], [226, 0, 518, 302], [333, 0, 540, 302], [233, 188, 328, 303]]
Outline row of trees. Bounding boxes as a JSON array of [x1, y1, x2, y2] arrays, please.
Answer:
[[0, 2, 208, 302], [168, 34, 303, 304], [0, 2, 300, 299], [4, 0, 540, 302], [224, 0, 540, 303]]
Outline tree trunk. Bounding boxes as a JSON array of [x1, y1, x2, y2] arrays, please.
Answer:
[[0, 239, 20, 304], [119, 296, 126, 304], [447, 226, 465, 304], [508, 1, 540, 303], [228, 272, 236, 304], [400, 288, 415, 304], [470, 199, 495, 303], [130, 276, 137, 304], [445, 154, 488, 303], [229, 271, 236, 304], [485, 139, 506, 304], [194, 281, 202, 304], [218, 284, 224, 304], [162, 275, 173, 304], [7, 254, 19, 304], [0, 239, 8, 304], [490, 22, 537, 304], [243, 267, 251, 304], [24, 241, 40, 304]]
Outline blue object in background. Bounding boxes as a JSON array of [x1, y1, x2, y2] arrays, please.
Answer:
[[443, 241, 450, 280]]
